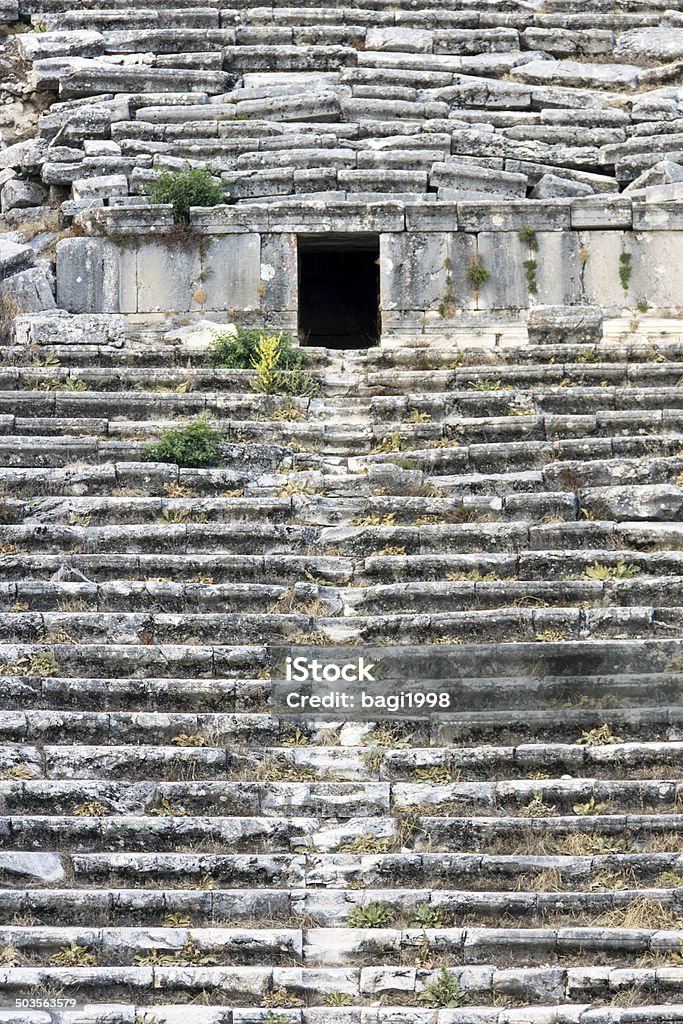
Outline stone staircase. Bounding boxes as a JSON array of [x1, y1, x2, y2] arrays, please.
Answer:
[[3, 319, 683, 1020], [3, 0, 683, 233]]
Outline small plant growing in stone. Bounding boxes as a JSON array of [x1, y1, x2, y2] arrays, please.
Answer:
[[619, 251, 632, 291], [411, 903, 443, 928], [577, 724, 622, 747], [162, 914, 192, 928], [262, 1014, 290, 1024], [418, 967, 467, 1008], [523, 258, 538, 294], [171, 733, 208, 747], [584, 560, 640, 581], [518, 225, 538, 250], [49, 942, 98, 967], [73, 800, 109, 817], [324, 991, 353, 1006], [535, 628, 569, 642], [348, 902, 394, 927], [636, 298, 649, 313], [0, 944, 27, 966], [263, 987, 304, 1008], [145, 419, 225, 468], [573, 795, 609, 816], [252, 333, 284, 394], [282, 728, 309, 747], [340, 833, 390, 854], [2, 652, 60, 677], [466, 254, 489, 292], [150, 797, 187, 817], [146, 165, 226, 223]]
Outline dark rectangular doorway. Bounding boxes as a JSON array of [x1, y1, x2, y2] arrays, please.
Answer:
[[298, 234, 380, 349]]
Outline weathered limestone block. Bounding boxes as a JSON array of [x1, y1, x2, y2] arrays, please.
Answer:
[[16, 30, 104, 62], [0, 852, 64, 882], [1, 265, 55, 312], [476, 232, 528, 310], [580, 485, 683, 523], [624, 159, 683, 193], [531, 174, 594, 198], [522, 27, 614, 55], [380, 232, 477, 313], [0, 240, 34, 280], [260, 233, 297, 314], [1, 180, 47, 213], [72, 174, 129, 201], [512, 59, 641, 89], [534, 231, 582, 307], [616, 27, 683, 61], [55, 237, 122, 314], [527, 305, 603, 346], [570, 197, 633, 230], [0, 139, 47, 172], [430, 161, 527, 200], [365, 28, 433, 53], [14, 311, 121, 348], [198, 234, 262, 314]]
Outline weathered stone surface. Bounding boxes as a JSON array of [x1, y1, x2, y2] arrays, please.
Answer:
[[512, 59, 641, 89], [531, 174, 594, 199], [527, 305, 603, 345], [616, 27, 683, 61], [0, 179, 47, 213], [0, 239, 34, 280]]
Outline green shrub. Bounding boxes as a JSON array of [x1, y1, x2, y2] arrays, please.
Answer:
[[619, 252, 632, 292], [209, 325, 307, 371], [418, 967, 467, 1008], [348, 902, 394, 928], [636, 298, 649, 313], [466, 255, 489, 291], [146, 166, 226, 223], [524, 258, 538, 294], [518, 225, 538, 250], [145, 419, 225, 467]]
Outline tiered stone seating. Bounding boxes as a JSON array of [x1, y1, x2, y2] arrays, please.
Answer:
[[1, 316, 683, 1018], [1, 0, 683, 1019], [3, 0, 683, 212]]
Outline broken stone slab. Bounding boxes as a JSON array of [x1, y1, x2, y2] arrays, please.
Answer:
[[527, 306, 603, 346], [32, 56, 107, 92], [72, 174, 129, 201], [59, 67, 232, 100], [15, 30, 105, 62], [0, 139, 47, 173], [616, 27, 683, 61], [0, 180, 47, 213], [512, 59, 641, 90], [430, 161, 527, 198], [580, 485, 683, 523], [530, 173, 594, 198], [1, 265, 55, 313], [13, 311, 126, 348], [0, 851, 64, 882], [0, 240, 34, 280], [624, 159, 683, 193]]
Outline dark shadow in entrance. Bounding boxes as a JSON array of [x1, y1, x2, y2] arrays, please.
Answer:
[[298, 234, 380, 349]]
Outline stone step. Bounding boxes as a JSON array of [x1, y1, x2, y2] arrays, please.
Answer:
[[4, 738, 683, 781], [4, 576, 683, 617], [1, 776, 682, 819], [24, 849, 683, 890], [2, 695, 683, 747], [4, 883, 682, 929]]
